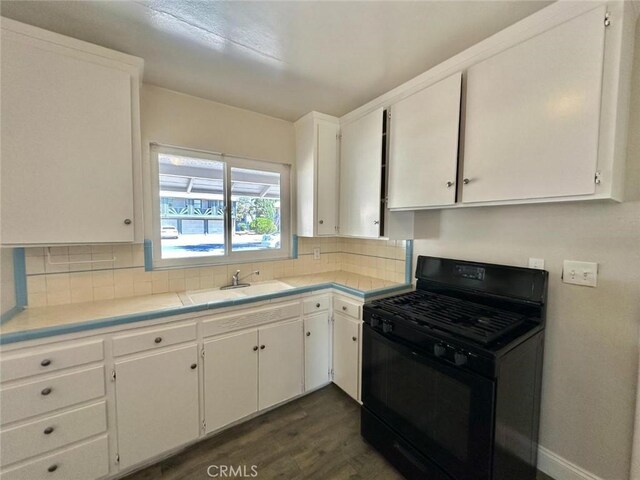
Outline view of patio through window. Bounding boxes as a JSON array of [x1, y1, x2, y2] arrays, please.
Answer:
[[157, 151, 284, 260]]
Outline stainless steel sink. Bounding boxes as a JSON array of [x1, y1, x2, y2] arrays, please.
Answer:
[[220, 283, 251, 290]]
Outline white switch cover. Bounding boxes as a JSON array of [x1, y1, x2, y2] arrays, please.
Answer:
[[563, 260, 598, 287], [313, 247, 321, 260], [528, 258, 545, 270]]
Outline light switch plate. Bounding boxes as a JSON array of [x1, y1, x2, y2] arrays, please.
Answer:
[[528, 258, 545, 270], [563, 260, 598, 287], [313, 247, 321, 260]]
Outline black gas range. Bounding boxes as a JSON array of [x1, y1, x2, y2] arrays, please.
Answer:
[[361, 256, 548, 480]]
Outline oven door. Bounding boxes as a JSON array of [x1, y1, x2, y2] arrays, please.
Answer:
[[362, 324, 495, 480]]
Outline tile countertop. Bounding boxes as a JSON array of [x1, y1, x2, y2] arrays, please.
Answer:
[[0, 271, 410, 345]]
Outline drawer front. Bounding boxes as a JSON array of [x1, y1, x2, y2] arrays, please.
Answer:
[[0, 367, 105, 425], [0, 402, 107, 467], [203, 302, 301, 338], [112, 323, 196, 357], [303, 296, 330, 315], [0, 340, 104, 383], [333, 298, 361, 320], [0, 434, 109, 480]]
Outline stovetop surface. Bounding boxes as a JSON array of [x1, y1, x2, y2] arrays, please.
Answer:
[[367, 289, 529, 345]]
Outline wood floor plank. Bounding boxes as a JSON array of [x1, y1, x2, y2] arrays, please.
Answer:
[[122, 385, 553, 480]]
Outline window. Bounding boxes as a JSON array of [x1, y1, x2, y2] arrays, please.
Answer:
[[150, 145, 291, 268]]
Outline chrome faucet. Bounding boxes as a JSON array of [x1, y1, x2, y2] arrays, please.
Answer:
[[230, 269, 260, 287]]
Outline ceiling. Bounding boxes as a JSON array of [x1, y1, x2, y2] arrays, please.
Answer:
[[0, 1, 552, 121]]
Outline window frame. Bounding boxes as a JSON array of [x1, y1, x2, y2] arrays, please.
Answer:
[[149, 144, 291, 269]]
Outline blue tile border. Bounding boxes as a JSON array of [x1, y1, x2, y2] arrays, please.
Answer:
[[144, 239, 153, 272], [291, 234, 298, 259], [405, 240, 414, 285], [13, 248, 27, 308], [0, 306, 24, 325], [0, 280, 412, 345]]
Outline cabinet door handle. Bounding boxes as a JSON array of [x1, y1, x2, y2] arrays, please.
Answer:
[[446, 181, 454, 188], [306, 332, 311, 337], [352, 336, 357, 342], [40, 359, 51, 367], [463, 178, 471, 185], [316, 303, 321, 308], [154, 337, 163, 344], [43, 426, 54, 435], [124, 218, 132, 225], [190, 363, 197, 370], [373, 220, 380, 225], [319, 220, 324, 225], [253, 346, 259, 351], [47, 464, 58, 473], [260, 345, 265, 350], [342, 306, 347, 311], [41, 387, 52, 396]]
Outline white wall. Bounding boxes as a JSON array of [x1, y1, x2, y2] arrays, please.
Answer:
[[412, 21, 640, 480]]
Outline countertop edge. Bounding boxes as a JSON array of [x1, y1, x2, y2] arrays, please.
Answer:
[[0, 282, 411, 345]]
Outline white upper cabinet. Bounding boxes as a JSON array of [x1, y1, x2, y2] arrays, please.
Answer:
[[295, 112, 340, 237], [339, 108, 384, 238], [388, 72, 462, 209], [461, 6, 606, 203], [0, 19, 143, 245]]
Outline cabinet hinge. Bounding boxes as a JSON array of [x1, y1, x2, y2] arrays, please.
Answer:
[[336, 133, 342, 140], [201, 348, 205, 358], [115, 453, 120, 464], [604, 12, 611, 27], [595, 170, 602, 185], [111, 369, 116, 382], [202, 419, 207, 431], [387, 110, 391, 120], [329, 368, 334, 380]]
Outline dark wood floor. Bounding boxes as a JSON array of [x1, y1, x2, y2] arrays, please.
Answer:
[[123, 385, 554, 480]]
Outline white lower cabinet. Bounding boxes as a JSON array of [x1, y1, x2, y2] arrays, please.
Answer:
[[114, 344, 200, 469], [204, 330, 259, 434], [0, 435, 109, 480], [304, 313, 330, 392], [332, 314, 361, 401], [257, 319, 303, 410]]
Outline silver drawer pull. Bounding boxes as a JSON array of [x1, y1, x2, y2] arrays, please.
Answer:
[[154, 337, 163, 344], [43, 426, 54, 435], [41, 387, 52, 396], [316, 303, 321, 308], [47, 464, 58, 473], [306, 332, 311, 337], [40, 359, 52, 367], [342, 306, 347, 311]]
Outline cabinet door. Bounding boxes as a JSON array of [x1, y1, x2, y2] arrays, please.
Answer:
[[204, 330, 258, 433], [332, 314, 360, 401], [0, 32, 135, 244], [114, 345, 199, 469], [388, 73, 462, 209], [304, 313, 330, 391], [316, 121, 340, 235], [462, 6, 606, 203], [339, 108, 383, 238], [258, 320, 303, 410]]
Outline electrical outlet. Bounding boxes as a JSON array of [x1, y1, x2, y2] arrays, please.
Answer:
[[528, 258, 545, 270], [313, 247, 321, 260], [562, 260, 598, 287]]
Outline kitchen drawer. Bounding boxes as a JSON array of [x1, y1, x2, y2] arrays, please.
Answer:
[[333, 298, 361, 320], [112, 322, 196, 357], [203, 302, 301, 338], [303, 296, 330, 315], [0, 366, 105, 425], [0, 340, 104, 383], [0, 434, 109, 480], [0, 401, 106, 467]]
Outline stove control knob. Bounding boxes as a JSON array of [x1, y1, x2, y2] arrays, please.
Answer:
[[434, 344, 447, 357], [370, 315, 381, 328], [382, 322, 393, 333], [454, 352, 468, 366]]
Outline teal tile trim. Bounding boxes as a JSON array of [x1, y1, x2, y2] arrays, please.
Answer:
[[405, 240, 414, 285], [0, 281, 411, 345], [13, 248, 27, 308], [292, 234, 298, 259], [144, 239, 153, 272], [0, 306, 24, 325]]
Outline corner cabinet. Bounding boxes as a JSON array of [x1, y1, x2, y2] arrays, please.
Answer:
[[388, 72, 462, 209], [295, 112, 340, 237], [461, 6, 608, 204], [0, 18, 143, 245], [339, 108, 385, 238]]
